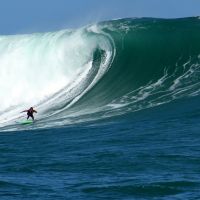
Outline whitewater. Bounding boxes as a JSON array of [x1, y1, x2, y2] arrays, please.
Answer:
[[0, 26, 114, 130]]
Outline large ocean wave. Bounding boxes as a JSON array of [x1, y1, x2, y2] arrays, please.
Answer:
[[1, 17, 200, 131]]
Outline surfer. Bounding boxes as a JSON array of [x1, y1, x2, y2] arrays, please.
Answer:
[[22, 107, 37, 121]]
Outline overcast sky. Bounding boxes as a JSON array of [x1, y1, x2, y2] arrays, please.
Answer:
[[0, 0, 200, 34]]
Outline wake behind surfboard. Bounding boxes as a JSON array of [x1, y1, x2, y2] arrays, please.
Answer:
[[17, 120, 34, 125]]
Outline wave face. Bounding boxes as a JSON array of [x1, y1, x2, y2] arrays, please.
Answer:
[[1, 17, 200, 130]]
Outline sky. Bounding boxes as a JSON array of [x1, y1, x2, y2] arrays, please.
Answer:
[[0, 0, 200, 34]]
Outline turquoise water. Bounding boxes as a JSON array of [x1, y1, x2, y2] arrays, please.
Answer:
[[0, 17, 200, 199]]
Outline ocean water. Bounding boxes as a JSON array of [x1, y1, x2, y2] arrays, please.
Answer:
[[0, 17, 200, 199]]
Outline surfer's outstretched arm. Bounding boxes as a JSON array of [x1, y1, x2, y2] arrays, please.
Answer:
[[33, 110, 37, 113], [21, 110, 28, 113]]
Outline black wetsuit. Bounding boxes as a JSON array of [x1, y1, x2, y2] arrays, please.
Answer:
[[27, 109, 36, 120]]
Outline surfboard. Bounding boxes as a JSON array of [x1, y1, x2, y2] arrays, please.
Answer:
[[17, 120, 34, 125]]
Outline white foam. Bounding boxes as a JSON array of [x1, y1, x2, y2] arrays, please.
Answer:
[[0, 25, 114, 128], [0, 29, 97, 111]]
